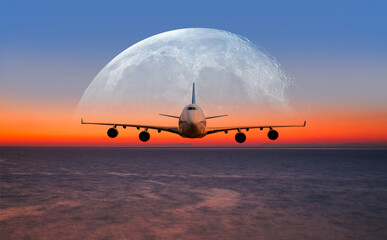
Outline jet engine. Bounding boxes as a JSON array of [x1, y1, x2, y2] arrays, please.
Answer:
[[139, 131, 150, 142], [267, 130, 279, 140], [107, 128, 118, 138], [235, 132, 246, 143]]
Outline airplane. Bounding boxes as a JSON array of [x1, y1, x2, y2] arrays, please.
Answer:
[[81, 83, 306, 143]]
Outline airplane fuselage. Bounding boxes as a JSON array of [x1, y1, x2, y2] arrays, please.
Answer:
[[178, 104, 207, 138]]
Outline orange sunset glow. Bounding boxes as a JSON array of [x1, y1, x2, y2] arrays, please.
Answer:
[[1, 101, 386, 146]]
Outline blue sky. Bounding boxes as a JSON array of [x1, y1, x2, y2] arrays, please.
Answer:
[[2, 1, 386, 54], [1, 0, 386, 108]]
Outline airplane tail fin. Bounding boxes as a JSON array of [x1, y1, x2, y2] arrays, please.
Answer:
[[192, 82, 196, 104]]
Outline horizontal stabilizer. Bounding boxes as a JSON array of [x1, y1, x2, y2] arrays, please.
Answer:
[[206, 114, 228, 119], [159, 114, 180, 119]]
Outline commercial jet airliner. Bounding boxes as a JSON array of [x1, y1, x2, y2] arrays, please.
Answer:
[[81, 83, 306, 143]]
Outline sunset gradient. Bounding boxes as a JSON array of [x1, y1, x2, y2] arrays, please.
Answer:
[[1, 101, 386, 146], [1, 0, 386, 147]]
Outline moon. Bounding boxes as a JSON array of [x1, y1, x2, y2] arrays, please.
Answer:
[[77, 28, 291, 120]]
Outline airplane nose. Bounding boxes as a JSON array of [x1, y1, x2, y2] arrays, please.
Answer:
[[187, 114, 200, 124], [182, 122, 203, 138], [185, 123, 198, 131]]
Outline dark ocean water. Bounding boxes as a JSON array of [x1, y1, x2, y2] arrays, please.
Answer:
[[1, 148, 386, 240]]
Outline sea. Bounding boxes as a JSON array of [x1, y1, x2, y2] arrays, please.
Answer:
[[1, 147, 386, 240]]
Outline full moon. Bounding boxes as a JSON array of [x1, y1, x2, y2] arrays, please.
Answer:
[[77, 28, 291, 120]]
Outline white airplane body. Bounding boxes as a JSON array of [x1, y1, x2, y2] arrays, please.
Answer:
[[82, 83, 306, 143]]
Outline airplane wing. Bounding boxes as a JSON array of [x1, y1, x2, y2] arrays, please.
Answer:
[[81, 118, 180, 135], [206, 121, 306, 134]]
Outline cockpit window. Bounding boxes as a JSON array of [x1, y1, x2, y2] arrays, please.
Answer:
[[187, 107, 196, 110]]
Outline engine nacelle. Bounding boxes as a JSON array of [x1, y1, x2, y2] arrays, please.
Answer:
[[107, 128, 118, 138], [235, 132, 246, 143], [139, 131, 150, 142], [267, 130, 279, 140]]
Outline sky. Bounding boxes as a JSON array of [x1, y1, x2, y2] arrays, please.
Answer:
[[0, 0, 386, 146]]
